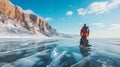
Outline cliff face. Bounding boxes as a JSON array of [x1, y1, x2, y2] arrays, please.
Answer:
[[0, 0, 58, 37]]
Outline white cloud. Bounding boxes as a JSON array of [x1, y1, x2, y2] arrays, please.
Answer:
[[111, 23, 120, 29], [92, 22, 105, 27], [91, 23, 120, 38], [24, 9, 35, 14], [88, 1, 109, 14], [66, 11, 73, 16], [77, 0, 120, 15], [77, 8, 87, 15], [45, 17, 53, 21]]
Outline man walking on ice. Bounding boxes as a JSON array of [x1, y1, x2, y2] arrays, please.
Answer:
[[80, 24, 91, 47]]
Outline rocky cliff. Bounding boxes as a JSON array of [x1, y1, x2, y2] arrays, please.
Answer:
[[0, 0, 58, 37]]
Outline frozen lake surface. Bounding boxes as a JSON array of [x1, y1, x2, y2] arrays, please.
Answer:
[[0, 38, 120, 67]]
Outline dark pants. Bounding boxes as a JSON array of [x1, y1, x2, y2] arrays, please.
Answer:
[[80, 36, 89, 47]]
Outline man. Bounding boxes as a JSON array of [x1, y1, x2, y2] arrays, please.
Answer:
[[80, 24, 90, 47]]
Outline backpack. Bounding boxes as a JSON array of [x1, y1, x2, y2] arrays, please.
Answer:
[[83, 27, 88, 33]]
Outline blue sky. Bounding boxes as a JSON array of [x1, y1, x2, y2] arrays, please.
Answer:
[[10, 0, 120, 38]]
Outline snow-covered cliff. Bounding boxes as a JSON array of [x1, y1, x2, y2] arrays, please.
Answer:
[[0, 0, 58, 37]]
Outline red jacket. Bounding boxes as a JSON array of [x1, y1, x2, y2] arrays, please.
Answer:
[[80, 27, 90, 37]]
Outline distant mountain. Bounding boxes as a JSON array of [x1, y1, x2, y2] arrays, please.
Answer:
[[0, 0, 58, 37], [59, 33, 80, 38]]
